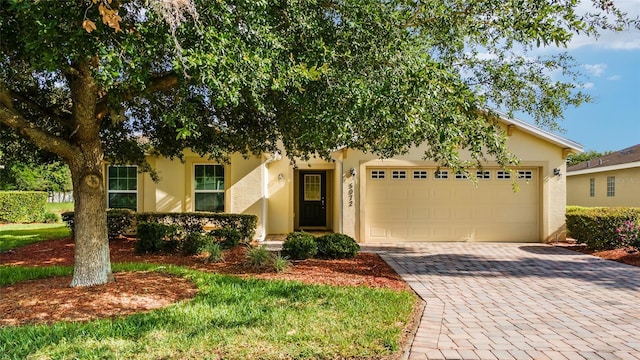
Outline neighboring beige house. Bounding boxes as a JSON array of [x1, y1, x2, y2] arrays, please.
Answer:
[[106, 116, 582, 243], [567, 144, 640, 207]]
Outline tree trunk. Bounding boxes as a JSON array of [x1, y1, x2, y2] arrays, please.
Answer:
[[69, 141, 113, 287]]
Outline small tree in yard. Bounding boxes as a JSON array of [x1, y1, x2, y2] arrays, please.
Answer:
[[1, 0, 637, 286]]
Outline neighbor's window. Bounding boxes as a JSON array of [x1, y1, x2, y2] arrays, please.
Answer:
[[194, 164, 225, 212], [589, 178, 595, 197], [107, 166, 137, 210], [607, 176, 615, 197]]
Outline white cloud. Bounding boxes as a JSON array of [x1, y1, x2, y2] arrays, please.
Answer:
[[567, 0, 640, 50], [607, 75, 622, 80], [581, 82, 596, 89], [583, 63, 607, 76]]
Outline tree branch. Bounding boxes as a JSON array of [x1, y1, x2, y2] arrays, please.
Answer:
[[95, 73, 178, 121], [0, 105, 78, 161]]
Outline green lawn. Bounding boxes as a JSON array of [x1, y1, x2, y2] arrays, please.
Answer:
[[45, 202, 74, 215], [0, 224, 71, 252], [0, 264, 417, 360]]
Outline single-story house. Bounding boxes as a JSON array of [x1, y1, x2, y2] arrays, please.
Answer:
[[106, 116, 582, 243], [567, 144, 640, 207]]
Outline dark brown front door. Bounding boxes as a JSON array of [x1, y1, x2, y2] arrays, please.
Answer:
[[299, 172, 326, 227]]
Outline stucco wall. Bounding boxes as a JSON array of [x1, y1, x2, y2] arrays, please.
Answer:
[[567, 167, 640, 207]]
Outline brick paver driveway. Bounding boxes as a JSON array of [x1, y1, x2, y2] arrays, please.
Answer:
[[368, 243, 640, 360]]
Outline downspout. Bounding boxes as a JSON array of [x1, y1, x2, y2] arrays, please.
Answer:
[[259, 152, 281, 242]]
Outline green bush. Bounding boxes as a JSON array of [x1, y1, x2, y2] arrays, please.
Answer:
[[282, 231, 318, 260], [136, 212, 257, 241], [135, 222, 183, 254], [43, 212, 60, 223], [182, 232, 213, 256], [0, 191, 47, 223], [566, 206, 640, 250], [62, 209, 135, 239], [203, 242, 224, 263], [272, 253, 290, 273], [210, 227, 242, 248], [315, 233, 360, 259], [245, 245, 272, 269]]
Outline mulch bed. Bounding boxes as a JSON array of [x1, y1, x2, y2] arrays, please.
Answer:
[[553, 242, 640, 267], [0, 237, 411, 328]]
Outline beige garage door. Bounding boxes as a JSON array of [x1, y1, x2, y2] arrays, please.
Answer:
[[365, 168, 539, 242]]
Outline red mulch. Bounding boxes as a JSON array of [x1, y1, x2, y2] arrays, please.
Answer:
[[0, 237, 410, 327], [553, 242, 640, 267]]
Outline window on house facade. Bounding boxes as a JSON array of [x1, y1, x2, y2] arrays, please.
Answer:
[[607, 176, 615, 197], [194, 164, 225, 212], [107, 166, 137, 210], [589, 178, 595, 197]]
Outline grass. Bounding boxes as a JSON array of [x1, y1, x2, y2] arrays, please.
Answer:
[[0, 224, 71, 252], [45, 202, 74, 215], [0, 264, 417, 360]]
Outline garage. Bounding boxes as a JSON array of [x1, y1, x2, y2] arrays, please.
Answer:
[[364, 167, 539, 242]]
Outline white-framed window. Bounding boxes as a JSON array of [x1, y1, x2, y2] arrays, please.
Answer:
[[454, 172, 468, 180], [392, 170, 407, 179], [107, 165, 137, 210], [496, 170, 511, 180], [607, 176, 615, 197], [413, 170, 428, 179], [434, 170, 449, 179], [371, 170, 386, 179], [517, 170, 533, 180], [194, 164, 225, 212], [589, 178, 595, 197], [476, 170, 491, 180]]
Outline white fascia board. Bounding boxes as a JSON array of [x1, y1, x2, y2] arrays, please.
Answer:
[[567, 161, 640, 176]]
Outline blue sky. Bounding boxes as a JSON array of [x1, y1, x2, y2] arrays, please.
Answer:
[[534, 0, 640, 153]]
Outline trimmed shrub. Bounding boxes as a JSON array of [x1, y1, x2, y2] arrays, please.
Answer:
[[182, 232, 213, 256], [62, 209, 135, 239], [0, 191, 47, 223], [210, 227, 242, 248], [136, 212, 257, 241], [566, 206, 640, 250], [315, 233, 360, 259], [282, 231, 317, 260], [135, 222, 183, 254]]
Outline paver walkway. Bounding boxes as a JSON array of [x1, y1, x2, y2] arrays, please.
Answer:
[[364, 243, 640, 360]]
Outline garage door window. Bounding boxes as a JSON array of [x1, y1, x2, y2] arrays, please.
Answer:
[[371, 170, 386, 179], [392, 170, 407, 179], [434, 170, 449, 179], [455, 172, 468, 180], [476, 170, 491, 179], [413, 170, 428, 179], [517, 170, 533, 180], [497, 170, 511, 180]]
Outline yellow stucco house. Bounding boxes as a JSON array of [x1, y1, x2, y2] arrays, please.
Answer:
[[567, 144, 640, 207], [106, 116, 582, 243]]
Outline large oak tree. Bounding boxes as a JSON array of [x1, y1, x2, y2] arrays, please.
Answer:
[[1, 0, 637, 286]]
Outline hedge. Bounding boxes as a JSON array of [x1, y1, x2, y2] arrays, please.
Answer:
[[0, 191, 47, 223], [62, 209, 136, 239], [62, 211, 257, 242], [566, 206, 640, 250], [136, 212, 257, 241]]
